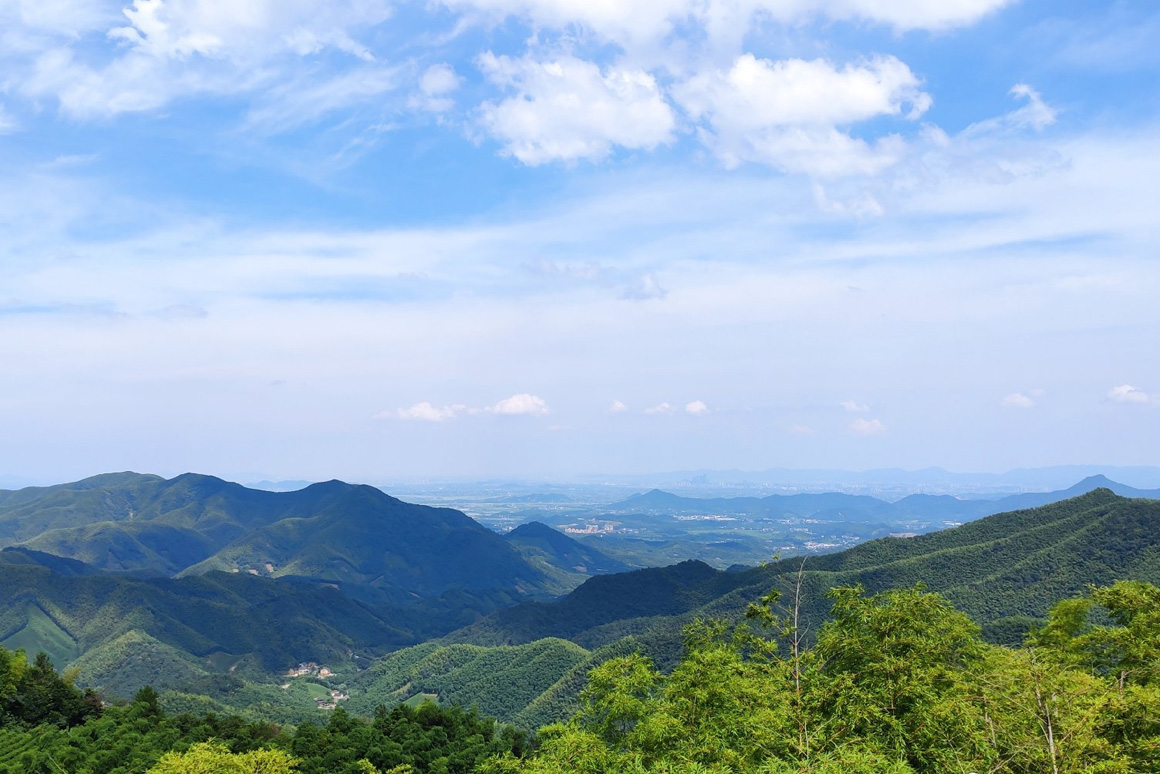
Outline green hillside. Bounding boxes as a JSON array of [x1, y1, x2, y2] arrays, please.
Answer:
[[0, 564, 437, 698], [444, 490, 1160, 687], [179, 485, 551, 601], [345, 638, 590, 722], [0, 473, 614, 605], [502, 521, 631, 595]]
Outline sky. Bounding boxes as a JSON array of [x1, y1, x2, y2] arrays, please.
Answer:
[[1, 0, 1159, 484]]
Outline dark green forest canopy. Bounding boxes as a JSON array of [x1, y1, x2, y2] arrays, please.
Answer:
[[484, 580, 1160, 774], [4, 580, 1160, 773]]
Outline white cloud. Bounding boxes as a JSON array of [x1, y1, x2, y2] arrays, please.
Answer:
[[443, 0, 1012, 50], [674, 54, 929, 177], [685, 400, 708, 414], [1007, 84, 1057, 130], [412, 63, 462, 112], [15, 0, 393, 118], [840, 399, 869, 412], [477, 52, 676, 165], [814, 0, 1013, 31], [489, 393, 550, 416], [421, 63, 462, 96], [387, 393, 550, 420], [644, 402, 674, 415], [609, 399, 629, 413], [392, 401, 468, 421], [107, 0, 387, 62], [850, 417, 886, 435], [960, 84, 1057, 140], [1001, 392, 1036, 408], [1108, 384, 1150, 404], [0, 104, 17, 134], [789, 424, 815, 436]]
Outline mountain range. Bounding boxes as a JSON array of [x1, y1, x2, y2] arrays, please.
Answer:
[[606, 474, 1160, 523], [2, 472, 1158, 724], [0, 473, 627, 602], [446, 487, 1160, 660]]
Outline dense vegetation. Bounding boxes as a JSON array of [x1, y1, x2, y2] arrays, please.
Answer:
[[0, 644, 528, 774], [2, 485, 1157, 740], [4, 578, 1158, 773], [0, 473, 638, 699], [485, 581, 1160, 774]]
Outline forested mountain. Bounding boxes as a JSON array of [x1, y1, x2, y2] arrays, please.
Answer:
[[502, 522, 630, 593], [447, 490, 1160, 660], [0, 474, 647, 700], [3, 477, 1158, 730], [0, 474, 557, 603]]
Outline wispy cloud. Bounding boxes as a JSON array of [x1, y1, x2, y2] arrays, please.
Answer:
[[850, 417, 886, 435], [1108, 384, 1151, 404], [489, 393, 550, 416], [1001, 392, 1036, 408], [390, 401, 468, 422], [385, 393, 548, 421]]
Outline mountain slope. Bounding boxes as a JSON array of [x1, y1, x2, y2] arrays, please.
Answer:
[[0, 563, 451, 692], [502, 521, 630, 594], [1, 474, 563, 602], [180, 485, 552, 601], [447, 490, 1160, 655]]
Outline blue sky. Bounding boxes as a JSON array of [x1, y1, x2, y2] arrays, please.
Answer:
[[1, 0, 1159, 483]]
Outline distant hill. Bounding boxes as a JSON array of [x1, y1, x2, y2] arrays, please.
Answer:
[[607, 475, 1160, 524], [611, 488, 892, 521], [448, 489, 1160, 656], [503, 522, 630, 593]]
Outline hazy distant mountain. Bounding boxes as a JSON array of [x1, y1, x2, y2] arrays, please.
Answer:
[[586, 465, 1160, 496], [607, 475, 1160, 525], [448, 488, 1160, 657], [610, 488, 893, 521]]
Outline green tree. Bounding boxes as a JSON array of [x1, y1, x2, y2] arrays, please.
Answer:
[[147, 741, 299, 774]]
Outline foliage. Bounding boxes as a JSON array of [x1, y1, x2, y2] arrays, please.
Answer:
[[0, 647, 101, 730], [147, 741, 299, 774], [346, 639, 590, 723], [486, 581, 1160, 774]]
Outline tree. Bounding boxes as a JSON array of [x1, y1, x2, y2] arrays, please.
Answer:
[[147, 741, 299, 774]]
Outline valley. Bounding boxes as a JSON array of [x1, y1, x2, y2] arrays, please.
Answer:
[[1, 472, 1158, 729]]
